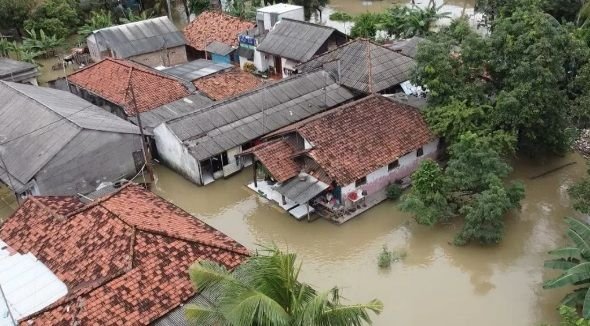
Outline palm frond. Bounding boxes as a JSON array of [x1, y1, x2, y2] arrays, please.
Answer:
[[548, 247, 581, 260], [544, 262, 590, 289], [317, 299, 384, 326], [184, 304, 228, 326], [189, 260, 238, 292], [561, 287, 588, 306], [222, 289, 290, 326], [544, 259, 579, 270]]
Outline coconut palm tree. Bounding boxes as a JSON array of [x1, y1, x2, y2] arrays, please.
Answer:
[[185, 247, 383, 326], [544, 217, 590, 318]]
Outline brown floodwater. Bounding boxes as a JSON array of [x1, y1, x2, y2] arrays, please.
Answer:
[[325, 0, 474, 15], [148, 152, 587, 326]]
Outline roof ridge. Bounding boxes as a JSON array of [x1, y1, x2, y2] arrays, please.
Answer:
[[94, 16, 170, 32], [63, 182, 133, 218], [0, 81, 82, 130], [167, 70, 333, 125], [279, 18, 337, 31]]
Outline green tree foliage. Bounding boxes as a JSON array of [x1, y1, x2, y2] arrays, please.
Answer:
[[292, 0, 329, 20], [185, 246, 383, 325], [557, 305, 590, 326], [350, 13, 387, 39], [544, 218, 590, 319], [22, 29, 64, 58], [0, 37, 10, 57], [569, 165, 590, 214], [0, 0, 34, 37], [189, 0, 210, 15], [24, 0, 80, 39], [227, 0, 256, 20], [400, 133, 524, 245], [415, 1, 580, 155], [78, 10, 115, 38], [329, 11, 353, 22], [119, 9, 154, 24]]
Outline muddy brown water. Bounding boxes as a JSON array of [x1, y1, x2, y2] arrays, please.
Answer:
[[0, 153, 585, 324], [149, 152, 586, 326]]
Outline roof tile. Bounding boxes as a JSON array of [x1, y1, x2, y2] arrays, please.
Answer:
[[183, 11, 254, 51], [193, 68, 263, 101], [68, 58, 191, 116]]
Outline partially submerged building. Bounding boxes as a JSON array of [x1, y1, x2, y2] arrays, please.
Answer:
[[296, 39, 416, 94], [255, 19, 347, 78], [68, 58, 193, 121], [241, 95, 438, 223], [0, 58, 40, 85], [87, 16, 187, 67], [183, 11, 254, 62], [154, 70, 357, 185], [0, 81, 143, 197], [0, 183, 248, 324]]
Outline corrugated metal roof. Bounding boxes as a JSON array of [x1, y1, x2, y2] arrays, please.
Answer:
[[205, 41, 234, 56], [166, 70, 356, 161], [276, 173, 328, 204], [256, 19, 339, 62], [92, 17, 186, 58], [388, 36, 425, 59], [0, 58, 39, 83], [0, 240, 68, 324], [0, 81, 140, 187], [297, 39, 416, 93], [161, 60, 232, 82], [134, 93, 214, 131]]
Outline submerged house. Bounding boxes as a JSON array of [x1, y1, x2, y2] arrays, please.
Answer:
[[0, 81, 143, 197], [0, 183, 248, 324], [183, 11, 254, 62], [87, 16, 187, 67], [154, 70, 357, 185], [255, 19, 347, 78], [296, 39, 416, 94], [241, 95, 438, 223], [68, 58, 193, 122], [0, 58, 40, 85]]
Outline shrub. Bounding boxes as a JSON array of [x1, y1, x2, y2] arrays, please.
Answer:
[[243, 62, 256, 73], [386, 184, 403, 200], [377, 246, 392, 268]]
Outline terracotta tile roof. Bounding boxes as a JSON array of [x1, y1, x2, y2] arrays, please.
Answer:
[[0, 183, 248, 325], [68, 58, 192, 116], [298, 95, 435, 185], [183, 11, 254, 51], [193, 68, 263, 101], [249, 140, 300, 182]]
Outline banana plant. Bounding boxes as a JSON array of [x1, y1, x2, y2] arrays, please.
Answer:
[[544, 217, 590, 318]]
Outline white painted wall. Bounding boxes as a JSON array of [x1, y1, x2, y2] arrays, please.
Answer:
[[279, 8, 304, 22], [340, 138, 440, 203], [223, 146, 243, 176], [154, 123, 203, 185], [281, 58, 299, 78]]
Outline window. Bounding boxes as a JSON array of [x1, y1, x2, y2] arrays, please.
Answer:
[[355, 177, 367, 187], [388, 160, 399, 171], [417, 147, 424, 157]]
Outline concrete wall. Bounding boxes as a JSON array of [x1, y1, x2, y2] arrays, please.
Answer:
[[340, 139, 440, 202], [34, 131, 143, 195], [154, 123, 203, 185], [128, 45, 188, 67]]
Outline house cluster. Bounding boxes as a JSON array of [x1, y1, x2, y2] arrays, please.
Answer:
[[0, 7, 436, 324]]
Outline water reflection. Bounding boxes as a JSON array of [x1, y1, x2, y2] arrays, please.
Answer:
[[150, 152, 587, 325]]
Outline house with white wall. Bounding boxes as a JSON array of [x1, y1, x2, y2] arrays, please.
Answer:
[[153, 70, 357, 186], [237, 4, 305, 73], [241, 95, 439, 223]]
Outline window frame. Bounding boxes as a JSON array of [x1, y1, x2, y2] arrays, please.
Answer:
[[355, 176, 367, 187], [416, 147, 424, 157], [388, 160, 399, 171]]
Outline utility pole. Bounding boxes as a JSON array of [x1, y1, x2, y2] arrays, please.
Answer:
[[128, 76, 155, 189]]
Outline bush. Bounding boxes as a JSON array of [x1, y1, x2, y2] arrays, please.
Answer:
[[386, 184, 403, 200], [243, 62, 256, 73], [25, 0, 80, 39], [377, 246, 392, 268]]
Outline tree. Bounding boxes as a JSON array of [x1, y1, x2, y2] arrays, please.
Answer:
[[489, 1, 575, 154], [400, 132, 524, 245], [185, 246, 383, 325], [381, 5, 450, 39], [350, 13, 386, 39], [78, 10, 115, 38], [22, 29, 64, 58], [189, 0, 210, 15], [119, 9, 154, 24], [291, 0, 329, 20], [544, 217, 590, 318], [569, 165, 590, 214], [24, 0, 80, 39], [0, 0, 34, 37]]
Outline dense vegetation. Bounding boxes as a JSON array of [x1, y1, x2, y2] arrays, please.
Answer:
[[400, 0, 590, 248], [185, 247, 383, 325]]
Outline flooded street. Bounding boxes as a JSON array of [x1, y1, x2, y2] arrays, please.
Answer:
[[151, 152, 587, 325]]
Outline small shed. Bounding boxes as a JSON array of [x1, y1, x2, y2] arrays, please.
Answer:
[[205, 41, 235, 64]]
